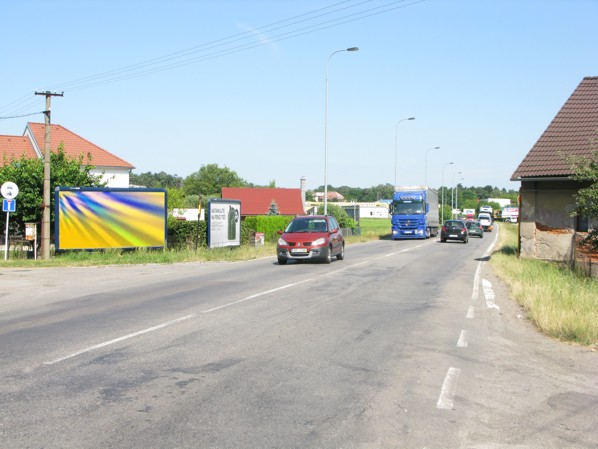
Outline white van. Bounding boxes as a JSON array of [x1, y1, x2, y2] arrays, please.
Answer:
[[478, 213, 493, 231]]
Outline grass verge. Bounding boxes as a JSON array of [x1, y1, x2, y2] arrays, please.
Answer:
[[491, 222, 598, 348]]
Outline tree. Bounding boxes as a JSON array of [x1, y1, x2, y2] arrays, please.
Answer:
[[567, 138, 598, 249], [130, 171, 183, 188], [317, 203, 356, 229], [183, 164, 246, 197], [267, 200, 279, 215], [0, 144, 104, 235]]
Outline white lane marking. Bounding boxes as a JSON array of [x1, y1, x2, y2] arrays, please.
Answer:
[[457, 330, 469, 347], [482, 279, 500, 309], [43, 278, 315, 365], [472, 224, 501, 302], [437, 367, 461, 409], [385, 239, 436, 258], [472, 263, 481, 301], [43, 314, 197, 365], [41, 240, 434, 366], [466, 305, 475, 319], [200, 278, 313, 313]]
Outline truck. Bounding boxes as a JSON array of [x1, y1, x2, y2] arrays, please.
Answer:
[[390, 186, 439, 239], [463, 208, 476, 220], [501, 206, 519, 223]]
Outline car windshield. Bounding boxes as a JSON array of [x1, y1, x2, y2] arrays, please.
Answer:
[[286, 218, 328, 233]]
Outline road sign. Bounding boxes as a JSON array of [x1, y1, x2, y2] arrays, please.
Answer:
[[1, 181, 19, 199], [2, 199, 16, 212]]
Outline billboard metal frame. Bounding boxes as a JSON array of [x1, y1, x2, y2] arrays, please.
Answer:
[[207, 199, 241, 248], [54, 187, 168, 251]]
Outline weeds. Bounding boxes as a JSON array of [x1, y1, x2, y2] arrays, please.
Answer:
[[491, 223, 598, 347]]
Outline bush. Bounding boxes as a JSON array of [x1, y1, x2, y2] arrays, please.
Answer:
[[168, 219, 206, 249], [243, 216, 294, 243], [168, 218, 281, 248], [317, 204, 357, 229]]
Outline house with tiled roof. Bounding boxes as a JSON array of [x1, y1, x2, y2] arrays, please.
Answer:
[[511, 76, 598, 271], [1, 122, 134, 187], [221, 187, 305, 216], [312, 191, 345, 202]]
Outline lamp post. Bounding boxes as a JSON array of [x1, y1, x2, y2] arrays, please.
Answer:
[[394, 117, 415, 189], [455, 177, 464, 215], [424, 146, 440, 186], [324, 46, 359, 215], [441, 162, 453, 223], [451, 171, 462, 218]]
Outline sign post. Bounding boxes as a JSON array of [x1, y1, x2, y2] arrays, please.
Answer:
[[26, 222, 37, 260], [1, 182, 19, 260]]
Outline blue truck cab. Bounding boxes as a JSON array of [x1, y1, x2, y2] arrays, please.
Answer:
[[390, 186, 439, 239]]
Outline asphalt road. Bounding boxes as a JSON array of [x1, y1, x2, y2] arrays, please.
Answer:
[[1, 231, 596, 449]]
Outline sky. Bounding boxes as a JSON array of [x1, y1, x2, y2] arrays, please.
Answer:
[[1, 0, 596, 192]]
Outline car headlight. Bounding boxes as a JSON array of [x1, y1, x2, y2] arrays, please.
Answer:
[[311, 237, 326, 246], [277, 237, 288, 246]]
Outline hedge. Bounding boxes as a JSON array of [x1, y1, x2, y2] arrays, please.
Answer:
[[243, 216, 294, 243]]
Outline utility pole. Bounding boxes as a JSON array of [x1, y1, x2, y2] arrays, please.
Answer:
[[35, 90, 63, 260]]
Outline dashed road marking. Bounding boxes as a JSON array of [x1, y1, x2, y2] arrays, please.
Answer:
[[466, 305, 475, 319], [457, 330, 469, 347], [437, 367, 461, 409], [482, 279, 500, 309]]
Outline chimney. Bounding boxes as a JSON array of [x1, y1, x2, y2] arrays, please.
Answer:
[[300, 177, 306, 209]]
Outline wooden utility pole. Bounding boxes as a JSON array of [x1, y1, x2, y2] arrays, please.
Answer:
[[34, 90, 63, 260]]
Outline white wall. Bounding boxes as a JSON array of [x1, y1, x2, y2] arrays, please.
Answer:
[[90, 167, 130, 187]]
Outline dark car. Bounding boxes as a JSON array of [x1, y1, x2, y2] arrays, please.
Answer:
[[465, 220, 484, 238], [276, 215, 345, 264], [440, 220, 468, 243]]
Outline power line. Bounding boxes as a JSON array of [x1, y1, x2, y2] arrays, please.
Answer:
[[0, 110, 46, 120], [0, 0, 425, 115]]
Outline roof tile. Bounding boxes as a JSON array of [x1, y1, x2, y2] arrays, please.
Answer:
[[26, 122, 134, 169], [0, 135, 37, 162], [222, 187, 305, 216], [511, 76, 598, 180]]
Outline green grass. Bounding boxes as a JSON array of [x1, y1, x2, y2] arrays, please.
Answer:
[[491, 222, 598, 348], [345, 217, 391, 244]]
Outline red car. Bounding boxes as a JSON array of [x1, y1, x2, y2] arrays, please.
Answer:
[[276, 215, 345, 264]]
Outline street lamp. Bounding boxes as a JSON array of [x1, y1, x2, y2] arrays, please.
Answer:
[[455, 177, 464, 214], [424, 146, 440, 186], [441, 162, 453, 223], [394, 117, 415, 189], [324, 46, 359, 215], [451, 171, 462, 218]]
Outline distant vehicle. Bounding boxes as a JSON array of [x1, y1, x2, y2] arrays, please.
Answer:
[[465, 220, 484, 238], [390, 186, 439, 239], [463, 208, 476, 220], [276, 215, 344, 264], [440, 220, 468, 243], [502, 206, 519, 223], [479, 205, 493, 214], [478, 212, 493, 231]]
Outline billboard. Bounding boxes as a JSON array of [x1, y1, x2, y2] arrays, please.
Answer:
[[55, 187, 167, 250], [207, 199, 240, 248]]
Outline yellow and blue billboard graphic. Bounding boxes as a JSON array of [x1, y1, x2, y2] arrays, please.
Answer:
[[55, 188, 167, 250]]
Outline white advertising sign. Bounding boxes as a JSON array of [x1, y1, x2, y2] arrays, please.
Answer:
[[207, 199, 241, 248]]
